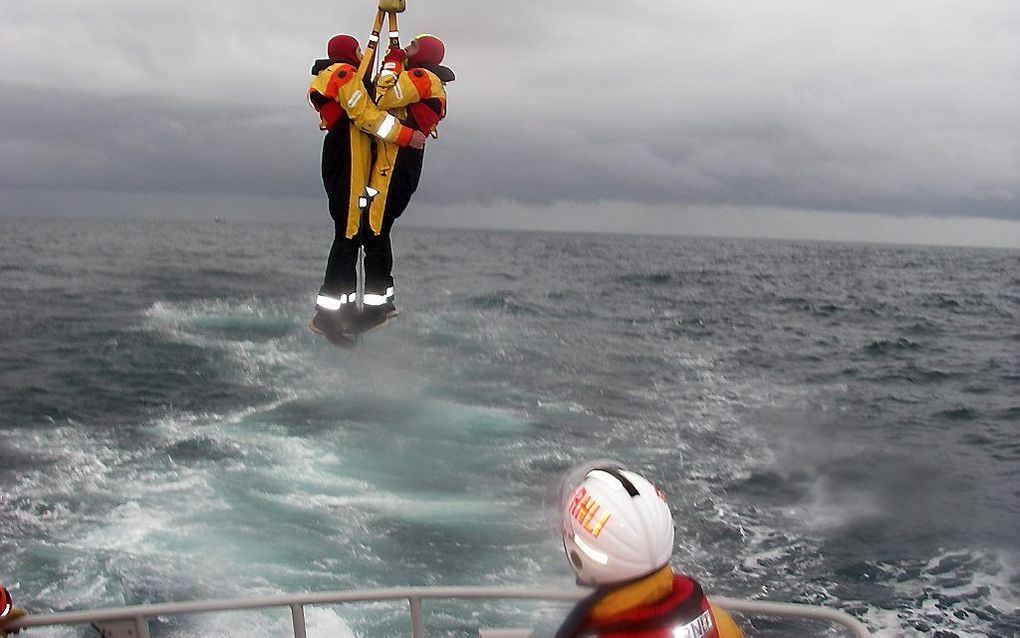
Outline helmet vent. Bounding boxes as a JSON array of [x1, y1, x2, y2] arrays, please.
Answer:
[[591, 467, 640, 497]]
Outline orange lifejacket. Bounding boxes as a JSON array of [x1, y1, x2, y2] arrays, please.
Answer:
[[308, 62, 357, 130], [308, 62, 418, 238], [364, 66, 449, 232]]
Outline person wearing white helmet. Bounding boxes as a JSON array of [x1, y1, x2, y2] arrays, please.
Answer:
[[1, 585, 27, 632], [555, 463, 743, 638]]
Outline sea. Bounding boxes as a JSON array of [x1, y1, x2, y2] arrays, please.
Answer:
[[1, 217, 1018, 637]]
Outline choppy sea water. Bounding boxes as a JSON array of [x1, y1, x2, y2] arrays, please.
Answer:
[[1, 217, 1018, 637]]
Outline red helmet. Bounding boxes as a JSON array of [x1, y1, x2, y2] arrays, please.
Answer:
[[327, 34, 361, 63], [1, 586, 13, 620], [409, 34, 445, 66]]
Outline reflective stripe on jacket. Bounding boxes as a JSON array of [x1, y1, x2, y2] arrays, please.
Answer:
[[364, 66, 448, 234], [309, 63, 417, 238]]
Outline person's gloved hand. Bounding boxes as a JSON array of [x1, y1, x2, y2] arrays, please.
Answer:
[[378, 46, 407, 88], [383, 46, 407, 67]]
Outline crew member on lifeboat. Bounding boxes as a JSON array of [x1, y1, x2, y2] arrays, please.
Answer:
[[1, 586, 27, 634], [555, 464, 744, 638]]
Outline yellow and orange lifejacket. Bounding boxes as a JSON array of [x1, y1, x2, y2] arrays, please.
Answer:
[[308, 62, 418, 237], [363, 66, 449, 233]]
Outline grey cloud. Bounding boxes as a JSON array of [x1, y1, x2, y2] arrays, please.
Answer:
[[1, 84, 319, 198], [2, 0, 1019, 232]]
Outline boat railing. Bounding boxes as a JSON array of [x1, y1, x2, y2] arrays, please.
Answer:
[[4, 586, 871, 637]]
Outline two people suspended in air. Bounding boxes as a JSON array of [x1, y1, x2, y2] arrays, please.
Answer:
[[306, 16, 454, 345]]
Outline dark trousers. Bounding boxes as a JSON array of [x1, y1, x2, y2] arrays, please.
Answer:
[[322, 214, 396, 296], [320, 136, 424, 298], [381, 145, 424, 223], [320, 126, 359, 297]]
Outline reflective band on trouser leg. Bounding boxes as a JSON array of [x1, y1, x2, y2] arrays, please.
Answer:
[[389, 31, 399, 39], [363, 293, 389, 306], [385, 286, 395, 300], [376, 114, 398, 138], [316, 294, 348, 310]]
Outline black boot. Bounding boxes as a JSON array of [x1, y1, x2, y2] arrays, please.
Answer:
[[309, 292, 358, 346], [380, 285, 399, 319], [308, 309, 356, 347], [350, 300, 399, 334]]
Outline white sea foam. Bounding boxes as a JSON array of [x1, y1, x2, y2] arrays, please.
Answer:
[[142, 298, 309, 400], [167, 606, 357, 638], [872, 549, 1020, 636]]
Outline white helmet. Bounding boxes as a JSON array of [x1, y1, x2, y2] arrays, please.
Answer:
[[560, 463, 675, 586]]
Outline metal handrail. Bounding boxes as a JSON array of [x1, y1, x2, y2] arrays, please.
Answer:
[[4, 586, 871, 637], [712, 596, 871, 637]]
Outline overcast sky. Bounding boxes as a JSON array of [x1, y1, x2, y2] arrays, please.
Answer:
[[2, 0, 1019, 246]]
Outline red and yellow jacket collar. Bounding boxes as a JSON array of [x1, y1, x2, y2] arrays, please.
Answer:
[[583, 569, 718, 638]]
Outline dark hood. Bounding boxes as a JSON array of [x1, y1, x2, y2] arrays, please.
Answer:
[[311, 57, 359, 75], [409, 61, 456, 83]]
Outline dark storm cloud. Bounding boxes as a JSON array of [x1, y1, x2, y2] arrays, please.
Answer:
[[2, 0, 1019, 237], [0, 84, 317, 198]]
